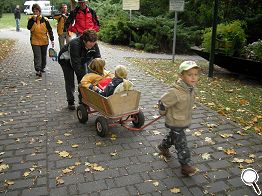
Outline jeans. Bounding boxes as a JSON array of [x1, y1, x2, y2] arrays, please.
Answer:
[[59, 59, 84, 104], [15, 18, 20, 31], [160, 128, 191, 165], [31, 45, 48, 72]]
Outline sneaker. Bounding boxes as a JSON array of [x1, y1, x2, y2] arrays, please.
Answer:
[[36, 71, 42, 77], [41, 69, 45, 73], [181, 164, 197, 176], [157, 144, 171, 158], [68, 103, 75, 110]]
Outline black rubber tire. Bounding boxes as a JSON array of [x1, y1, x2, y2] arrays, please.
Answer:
[[132, 110, 145, 128], [95, 116, 108, 137], [76, 104, 88, 123]]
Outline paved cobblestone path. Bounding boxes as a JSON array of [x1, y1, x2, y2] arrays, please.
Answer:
[[0, 28, 261, 196]]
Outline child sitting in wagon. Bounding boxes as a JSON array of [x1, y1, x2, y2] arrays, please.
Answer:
[[80, 58, 112, 89], [89, 65, 134, 97]]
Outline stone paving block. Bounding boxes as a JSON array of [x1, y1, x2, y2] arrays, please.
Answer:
[[207, 170, 230, 180], [227, 177, 243, 187], [21, 186, 48, 196], [207, 160, 231, 169], [227, 188, 255, 196], [205, 181, 229, 194], [135, 181, 166, 195], [126, 163, 152, 174], [78, 180, 107, 194], [1, 190, 20, 196], [182, 174, 208, 186], [50, 187, 67, 196], [189, 187, 205, 196], [93, 168, 120, 181], [100, 187, 129, 196], [115, 174, 143, 187]]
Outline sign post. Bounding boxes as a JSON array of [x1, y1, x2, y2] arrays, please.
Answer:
[[123, 0, 140, 43], [169, 0, 185, 62]]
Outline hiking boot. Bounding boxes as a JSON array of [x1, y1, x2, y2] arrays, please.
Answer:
[[157, 144, 171, 158], [181, 164, 197, 176], [68, 103, 75, 110]]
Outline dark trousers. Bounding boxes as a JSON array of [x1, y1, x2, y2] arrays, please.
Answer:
[[59, 59, 83, 104], [31, 45, 48, 72], [160, 128, 191, 165]]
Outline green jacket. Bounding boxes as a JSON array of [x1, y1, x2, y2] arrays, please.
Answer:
[[160, 79, 196, 128]]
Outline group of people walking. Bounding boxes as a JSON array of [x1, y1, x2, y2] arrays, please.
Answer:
[[24, 0, 200, 177]]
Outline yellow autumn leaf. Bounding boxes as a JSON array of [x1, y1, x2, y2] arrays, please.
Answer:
[[64, 133, 71, 136], [232, 158, 244, 163], [4, 180, 14, 187], [202, 153, 211, 160], [170, 187, 181, 193], [193, 131, 202, 136], [153, 181, 159, 187], [95, 141, 102, 146], [85, 167, 90, 172], [236, 131, 248, 136], [153, 130, 161, 135], [0, 163, 9, 172], [110, 152, 118, 156], [58, 151, 71, 158], [23, 171, 30, 177], [69, 166, 75, 170], [56, 140, 63, 144], [224, 148, 236, 155], [244, 159, 254, 164], [56, 177, 64, 185], [71, 144, 79, 148], [62, 168, 73, 174], [249, 154, 256, 158], [75, 161, 81, 166], [219, 133, 233, 138]]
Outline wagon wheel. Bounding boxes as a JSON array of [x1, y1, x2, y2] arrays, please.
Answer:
[[95, 116, 108, 137], [76, 104, 88, 123], [131, 110, 145, 128]]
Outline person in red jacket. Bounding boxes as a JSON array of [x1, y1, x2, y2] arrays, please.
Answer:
[[65, 0, 99, 39]]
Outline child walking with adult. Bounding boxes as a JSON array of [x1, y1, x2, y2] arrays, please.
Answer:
[[158, 61, 200, 176], [14, 5, 21, 32], [27, 4, 54, 77]]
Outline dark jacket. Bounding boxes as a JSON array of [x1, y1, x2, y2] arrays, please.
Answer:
[[97, 77, 123, 97], [58, 37, 101, 80], [14, 8, 21, 19]]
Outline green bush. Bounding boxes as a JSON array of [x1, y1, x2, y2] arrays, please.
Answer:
[[202, 20, 247, 56], [240, 40, 262, 62]]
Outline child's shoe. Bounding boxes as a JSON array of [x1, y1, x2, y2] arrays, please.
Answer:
[[181, 164, 197, 176], [67, 102, 75, 110], [157, 144, 171, 158]]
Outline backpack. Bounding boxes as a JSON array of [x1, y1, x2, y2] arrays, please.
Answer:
[[64, 6, 99, 32]]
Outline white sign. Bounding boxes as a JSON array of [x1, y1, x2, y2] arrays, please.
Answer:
[[123, 0, 140, 10], [170, 0, 185, 12]]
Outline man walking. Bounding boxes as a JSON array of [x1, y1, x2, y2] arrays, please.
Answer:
[[14, 5, 21, 32]]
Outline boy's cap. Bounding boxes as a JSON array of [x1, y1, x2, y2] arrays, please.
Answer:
[[75, 0, 87, 2], [115, 65, 127, 78], [179, 61, 199, 73]]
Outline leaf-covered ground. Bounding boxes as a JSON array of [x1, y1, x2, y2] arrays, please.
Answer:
[[0, 39, 15, 63], [127, 58, 262, 135]]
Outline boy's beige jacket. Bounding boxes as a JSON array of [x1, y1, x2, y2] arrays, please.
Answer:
[[160, 79, 195, 128]]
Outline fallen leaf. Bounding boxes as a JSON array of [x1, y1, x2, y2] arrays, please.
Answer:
[[4, 180, 14, 187], [232, 158, 244, 163], [110, 151, 118, 156], [62, 168, 73, 174], [57, 151, 71, 158], [193, 131, 202, 136], [75, 162, 81, 166], [219, 133, 233, 138], [56, 177, 64, 185], [153, 181, 159, 187], [23, 171, 30, 177], [95, 141, 102, 146], [56, 140, 63, 144], [202, 153, 211, 160], [153, 130, 161, 135], [205, 137, 215, 145], [0, 163, 9, 172], [0, 152, 5, 156], [249, 154, 256, 159], [71, 144, 79, 148], [64, 133, 71, 136], [244, 159, 254, 164], [224, 148, 236, 155], [170, 187, 180, 193], [236, 131, 248, 136]]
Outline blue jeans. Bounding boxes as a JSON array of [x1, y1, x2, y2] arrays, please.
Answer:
[[15, 18, 20, 31]]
